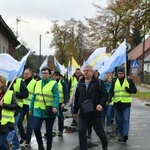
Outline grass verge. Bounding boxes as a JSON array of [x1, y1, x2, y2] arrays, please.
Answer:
[[133, 91, 150, 101]]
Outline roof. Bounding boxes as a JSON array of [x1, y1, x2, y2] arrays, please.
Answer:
[[0, 15, 20, 46], [128, 36, 150, 60]]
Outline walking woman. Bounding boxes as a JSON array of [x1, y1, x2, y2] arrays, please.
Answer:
[[29, 67, 59, 150]]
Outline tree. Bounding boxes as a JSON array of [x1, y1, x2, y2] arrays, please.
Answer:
[[86, 0, 150, 52], [50, 19, 89, 66]]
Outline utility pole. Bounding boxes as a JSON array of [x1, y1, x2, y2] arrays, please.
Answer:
[[39, 34, 42, 68]]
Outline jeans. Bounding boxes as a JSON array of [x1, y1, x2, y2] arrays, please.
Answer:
[[33, 116, 56, 150], [7, 113, 20, 150], [17, 104, 33, 142], [78, 116, 108, 150], [105, 104, 114, 127], [58, 103, 64, 132], [0, 127, 10, 150], [114, 106, 130, 135]]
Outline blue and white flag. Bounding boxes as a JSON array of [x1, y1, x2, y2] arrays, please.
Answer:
[[39, 56, 49, 78], [0, 51, 31, 81], [54, 57, 67, 76], [99, 40, 126, 79]]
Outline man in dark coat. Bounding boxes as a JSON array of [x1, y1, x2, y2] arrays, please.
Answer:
[[73, 65, 108, 150]]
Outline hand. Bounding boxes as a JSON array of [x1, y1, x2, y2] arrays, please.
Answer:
[[125, 87, 130, 93], [52, 108, 57, 114], [61, 103, 65, 109], [29, 110, 32, 115], [96, 104, 103, 111], [73, 114, 78, 120], [0, 101, 3, 107]]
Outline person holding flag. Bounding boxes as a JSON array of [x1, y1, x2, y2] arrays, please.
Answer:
[[7, 77, 29, 150], [0, 75, 18, 149], [108, 67, 137, 142]]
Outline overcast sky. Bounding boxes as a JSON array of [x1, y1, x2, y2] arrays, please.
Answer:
[[1, 0, 107, 56]]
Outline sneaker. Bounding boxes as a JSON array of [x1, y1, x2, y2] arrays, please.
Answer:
[[20, 139, 26, 147], [58, 131, 63, 137], [122, 135, 128, 142]]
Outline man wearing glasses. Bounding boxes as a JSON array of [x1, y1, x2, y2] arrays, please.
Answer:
[[73, 65, 108, 150]]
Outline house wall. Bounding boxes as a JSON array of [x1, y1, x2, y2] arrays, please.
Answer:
[[0, 32, 9, 53], [144, 63, 150, 72]]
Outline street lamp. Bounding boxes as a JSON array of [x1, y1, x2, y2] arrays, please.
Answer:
[[39, 32, 51, 68], [16, 17, 29, 38]]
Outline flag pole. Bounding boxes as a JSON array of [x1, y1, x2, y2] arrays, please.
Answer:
[[124, 39, 127, 79], [1, 74, 17, 102]]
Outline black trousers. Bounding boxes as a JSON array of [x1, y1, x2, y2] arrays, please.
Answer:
[[78, 116, 108, 150]]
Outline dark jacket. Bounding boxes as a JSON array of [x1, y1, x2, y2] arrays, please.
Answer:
[[73, 76, 108, 117], [7, 78, 29, 114], [109, 77, 137, 108], [8, 79, 29, 99]]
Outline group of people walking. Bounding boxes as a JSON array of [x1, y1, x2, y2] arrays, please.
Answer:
[[0, 64, 137, 150]]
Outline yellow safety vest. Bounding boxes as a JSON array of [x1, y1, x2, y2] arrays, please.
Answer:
[[113, 78, 132, 103], [1, 90, 15, 125], [58, 80, 63, 103], [23, 79, 36, 105], [70, 77, 77, 97], [6, 78, 23, 108], [34, 80, 56, 109], [13, 78, 24, 108]]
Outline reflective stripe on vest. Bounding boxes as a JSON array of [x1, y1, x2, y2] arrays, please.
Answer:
[[113, 78, 132, 103], [58, 80, 63, 103], [34, 80, 56, 109], [1, 90, 15, 125], [23, 79, 36, 105]]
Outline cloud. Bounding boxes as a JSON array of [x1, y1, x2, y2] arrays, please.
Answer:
[[0, 0, 106, 56]]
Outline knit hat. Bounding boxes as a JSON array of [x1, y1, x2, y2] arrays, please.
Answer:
[[0, 75, 6, 84], [117, 67, 125, 74]]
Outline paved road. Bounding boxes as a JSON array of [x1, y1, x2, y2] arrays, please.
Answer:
[[19, 96, 150, 150]]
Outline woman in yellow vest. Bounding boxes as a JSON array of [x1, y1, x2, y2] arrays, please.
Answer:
[[0, 75, 18, 150], [29, 67, 59, 150], [108, 67, 137, 142]]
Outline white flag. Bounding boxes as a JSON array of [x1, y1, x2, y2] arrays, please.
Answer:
[[0, 51, 31, 81]]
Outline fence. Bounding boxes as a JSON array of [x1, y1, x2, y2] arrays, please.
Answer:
[[131, 74, 150, 85]]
